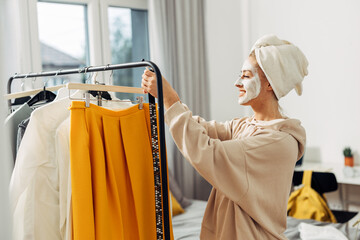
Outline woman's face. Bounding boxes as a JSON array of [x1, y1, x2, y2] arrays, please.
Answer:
[[234, 57, 261, 105]]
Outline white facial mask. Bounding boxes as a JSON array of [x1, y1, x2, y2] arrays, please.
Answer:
[[234, 60, 261, 105]]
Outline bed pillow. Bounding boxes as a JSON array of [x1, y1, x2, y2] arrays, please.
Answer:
[[171, 192, 184, 216], [168, 170, 192, 208]]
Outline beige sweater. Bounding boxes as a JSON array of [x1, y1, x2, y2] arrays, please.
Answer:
[[165, 102, 306, 240]]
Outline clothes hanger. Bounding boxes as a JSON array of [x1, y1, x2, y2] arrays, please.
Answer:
[[87, 65, 115, 102], [4, 85, 64, 100], [65, 66, 144, 96], [4, 71, 64, 101], [26, 75, 57, 107], [27, 86, 57, 107], [54, 69, 85, 101], [88, 72, 112, 101], [66, 80, 144, 109]]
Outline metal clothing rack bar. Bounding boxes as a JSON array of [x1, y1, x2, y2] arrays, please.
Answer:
[[7, 61, 171, 240]]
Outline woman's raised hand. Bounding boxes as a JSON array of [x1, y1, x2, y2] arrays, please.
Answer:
[[141, 68, 180, 109], [141, 68, 158, 97]]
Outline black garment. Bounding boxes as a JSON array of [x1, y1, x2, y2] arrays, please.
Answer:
[[16, 117, 31, 153]]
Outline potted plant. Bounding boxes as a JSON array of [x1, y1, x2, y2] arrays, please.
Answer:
[[343, 147, 354, 167]]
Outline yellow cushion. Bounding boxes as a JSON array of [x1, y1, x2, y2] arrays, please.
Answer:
[[171, 192, 184, 216]]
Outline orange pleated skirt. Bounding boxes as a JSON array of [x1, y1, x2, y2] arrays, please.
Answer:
[[69, 101, 172, 240]]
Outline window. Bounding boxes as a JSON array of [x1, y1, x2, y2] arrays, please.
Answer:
[[108, 7, 149, 100], [20, 0, 148, 92], [37, 1, 90, 86]]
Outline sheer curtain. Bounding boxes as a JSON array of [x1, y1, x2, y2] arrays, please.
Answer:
[[1, 0, 14, 238], [148, 0, 212, 200]]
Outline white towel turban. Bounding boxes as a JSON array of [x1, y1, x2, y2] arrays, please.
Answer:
[[251, 34, 309, 99]]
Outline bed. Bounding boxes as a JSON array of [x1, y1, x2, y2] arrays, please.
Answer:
[[172, 200, 206, 240], [172, 200, 360, 240]]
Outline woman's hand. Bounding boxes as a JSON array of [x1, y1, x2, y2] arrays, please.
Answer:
[[141, 68, 180, 110], [141, 68, 160, 97]]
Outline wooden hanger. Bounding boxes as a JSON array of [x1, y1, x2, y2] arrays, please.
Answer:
[[66, 83, 145, 109], [65, 83, 143, 94], [4, 85, 65, 100]]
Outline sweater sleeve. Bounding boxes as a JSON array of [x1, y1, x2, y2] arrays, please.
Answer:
[[165, 102, 249, 202], [179, 104, 232, 141]]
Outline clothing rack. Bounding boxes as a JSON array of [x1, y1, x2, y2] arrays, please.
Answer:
[[6, 61, 171, 240]]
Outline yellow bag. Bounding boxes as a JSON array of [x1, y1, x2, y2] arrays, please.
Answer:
[[287, 170, 337, 223]]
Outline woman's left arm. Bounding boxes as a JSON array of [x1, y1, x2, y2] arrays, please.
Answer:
[[142, 69, 232, 140], [141, 68, 180, 110]]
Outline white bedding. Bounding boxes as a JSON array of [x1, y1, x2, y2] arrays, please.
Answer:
[[172, 200, 206, 240], [172, 200, 360, 240]]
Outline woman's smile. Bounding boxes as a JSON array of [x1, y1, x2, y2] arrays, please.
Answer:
[[239, 89, 246, 97]]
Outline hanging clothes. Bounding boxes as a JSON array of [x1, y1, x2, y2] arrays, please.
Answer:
[[69, 101, 173, 240], [56, 101, 134, 240], [10, 89, 134, 240], [16, 117, 30, 152], [10, 96, 72, 240], [55, 116, 73, 240], [6, 88, 58, 165], [4, 103, 33, 165]]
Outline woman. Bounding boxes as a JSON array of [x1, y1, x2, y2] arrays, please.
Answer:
[[142, 34, 308, 239]]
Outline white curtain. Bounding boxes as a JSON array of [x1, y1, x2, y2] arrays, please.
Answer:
[[148, 0, 212, 200], [0, 0, 14, 238]]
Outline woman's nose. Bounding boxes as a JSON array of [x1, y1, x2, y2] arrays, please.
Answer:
[[234, 78, 244, 87]]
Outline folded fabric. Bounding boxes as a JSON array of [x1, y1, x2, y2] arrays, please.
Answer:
[[298, 222, 348, 240], [251, 34, 308, 99]]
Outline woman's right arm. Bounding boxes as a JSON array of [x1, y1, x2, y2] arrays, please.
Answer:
[[189, 110, 232, 141]]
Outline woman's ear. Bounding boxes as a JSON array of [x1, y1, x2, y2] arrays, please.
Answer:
[[267, 82, 273, 91]]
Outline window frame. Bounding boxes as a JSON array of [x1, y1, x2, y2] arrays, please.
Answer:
[[25, 0, 148, 86], [100, 0, 148, 84]]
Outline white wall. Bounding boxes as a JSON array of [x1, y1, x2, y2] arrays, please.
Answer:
[[205, 0, 360, 165], [204, 0, 252, 122]]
